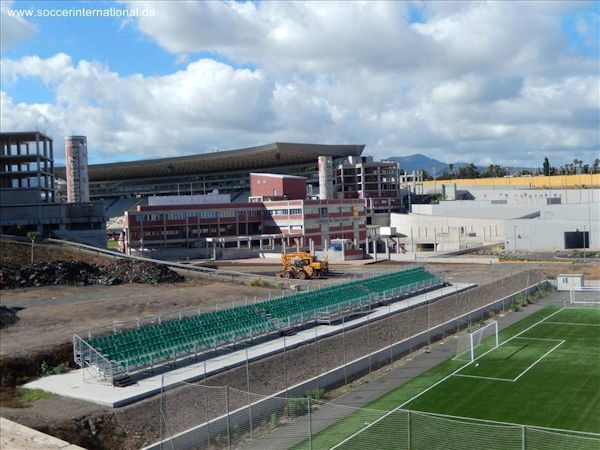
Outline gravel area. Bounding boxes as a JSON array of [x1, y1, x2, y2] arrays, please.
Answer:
[[0, 279, 273, 358]]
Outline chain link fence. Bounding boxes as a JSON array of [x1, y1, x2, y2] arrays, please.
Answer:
[[158, 383, 599, 450]]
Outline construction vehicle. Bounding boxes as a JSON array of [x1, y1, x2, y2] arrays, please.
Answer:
[[276, 252, 329, 279]]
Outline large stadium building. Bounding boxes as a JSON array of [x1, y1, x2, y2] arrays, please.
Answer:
[[56, 142, 365, 201]]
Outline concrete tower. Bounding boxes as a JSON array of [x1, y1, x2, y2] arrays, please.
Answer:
[[318, 155, 334, 200], [65, 136, 89, 203]]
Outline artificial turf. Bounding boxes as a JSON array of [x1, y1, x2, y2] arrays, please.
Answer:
[[291, 305, 600, 450]]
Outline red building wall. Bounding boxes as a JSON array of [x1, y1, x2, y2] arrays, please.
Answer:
[[250, 173, 306, 199]]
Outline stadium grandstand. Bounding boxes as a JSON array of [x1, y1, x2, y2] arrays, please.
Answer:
[[74, 266, 443, 384], [55, 143, 365, 205]]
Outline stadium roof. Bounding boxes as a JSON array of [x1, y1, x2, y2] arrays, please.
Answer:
[[56, 142, 364, 181]]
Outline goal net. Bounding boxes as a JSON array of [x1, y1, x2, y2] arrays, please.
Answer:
[[455, 321, 499, 362], [569, 287, 600, 306]]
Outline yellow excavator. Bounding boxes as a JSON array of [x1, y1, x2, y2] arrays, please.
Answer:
[[276, 252, 329, 279]]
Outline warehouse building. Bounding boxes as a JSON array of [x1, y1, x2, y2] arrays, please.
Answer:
[[390, 187, 599, 253]]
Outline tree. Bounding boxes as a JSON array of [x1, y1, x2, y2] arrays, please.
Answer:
[[543, 157, 550, 176], [27, 231, 41, 265], [481, 164, 508, 178], [448, 163, 454, 176], [420, 170, 433, 181], [592, 159, 600, 174], [456, 163, 479, 179]]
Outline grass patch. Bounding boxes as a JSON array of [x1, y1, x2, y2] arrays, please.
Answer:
[[0, 387, 53, 408], [249, 278, 280, 288], [19, 387, 53, 404]]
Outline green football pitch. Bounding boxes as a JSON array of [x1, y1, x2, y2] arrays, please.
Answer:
[[292, 305, 600, 450]]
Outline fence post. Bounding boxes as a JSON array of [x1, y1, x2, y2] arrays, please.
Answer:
[[159, 374, 164, 449], [308, 396, 313, 450], [204, 361, 210, 449], [245, 347, 253, 439], [226, 386, 232, 450], [521, 425, 526, 450], [407, 410, 411, 450]]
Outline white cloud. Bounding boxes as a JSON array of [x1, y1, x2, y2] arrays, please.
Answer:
[[1, 53, 73, 84], [1, 56, 276, 160], [0, 0, 37, 51]]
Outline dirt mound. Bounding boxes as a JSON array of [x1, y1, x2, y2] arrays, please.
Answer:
[[103, 260, 184, 284], [0, 241, 112, 267], [0, 306, 19, 329], [0, 260, 184, 290]]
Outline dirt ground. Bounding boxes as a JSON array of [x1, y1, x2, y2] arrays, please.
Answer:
[[0, 241, 114, 267], [0, 278, 273, 358]]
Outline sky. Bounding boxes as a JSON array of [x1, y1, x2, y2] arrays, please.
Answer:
[[1, 0, 599, 167]]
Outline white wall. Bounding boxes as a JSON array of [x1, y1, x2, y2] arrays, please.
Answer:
[[390, 213, 505, 251], [504, 218, 599, 251], [412, 203, 540, 220]]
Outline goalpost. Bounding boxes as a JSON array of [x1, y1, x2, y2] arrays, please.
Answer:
[[455, 321, 499, 362], [569, 287, 600, 306]]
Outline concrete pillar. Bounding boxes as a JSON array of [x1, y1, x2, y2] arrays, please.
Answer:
[[212, 242, 217, 260], [374, 238, 378, 261], [365, 235, 369, 255], [385, 237, 390, 260]]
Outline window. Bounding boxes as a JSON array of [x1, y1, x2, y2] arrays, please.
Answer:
[[319, 207, 328, 217], [199, 210, 218, 219], [564, 231, 589, 249], [289, 208, 302, 215]]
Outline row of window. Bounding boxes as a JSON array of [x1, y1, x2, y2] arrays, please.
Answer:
[[136, 206, 364, 222]]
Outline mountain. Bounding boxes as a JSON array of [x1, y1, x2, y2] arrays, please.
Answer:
[[386, 154, 450, 175], [386, 154, 535, 175]]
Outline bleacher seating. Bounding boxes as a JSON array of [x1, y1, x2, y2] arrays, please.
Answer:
[[85, 267, 442, 375]]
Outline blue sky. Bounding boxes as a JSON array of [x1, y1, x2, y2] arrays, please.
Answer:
[[1, 1, 599, 166]]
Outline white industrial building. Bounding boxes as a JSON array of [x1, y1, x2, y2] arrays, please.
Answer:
[[390, 188, 599, 252]]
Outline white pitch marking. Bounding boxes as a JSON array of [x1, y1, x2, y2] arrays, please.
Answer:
[[452, 373, 514, 382], [542, 321, 600, 327], [512, 340, 565, 381]]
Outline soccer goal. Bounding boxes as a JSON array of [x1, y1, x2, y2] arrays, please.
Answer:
[[569, 287, 600, 306], [455, 321, 499, 362], [569, 286, 600, 306]]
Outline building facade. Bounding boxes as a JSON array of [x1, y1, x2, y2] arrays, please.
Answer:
[[124, 198, 367, 258]]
